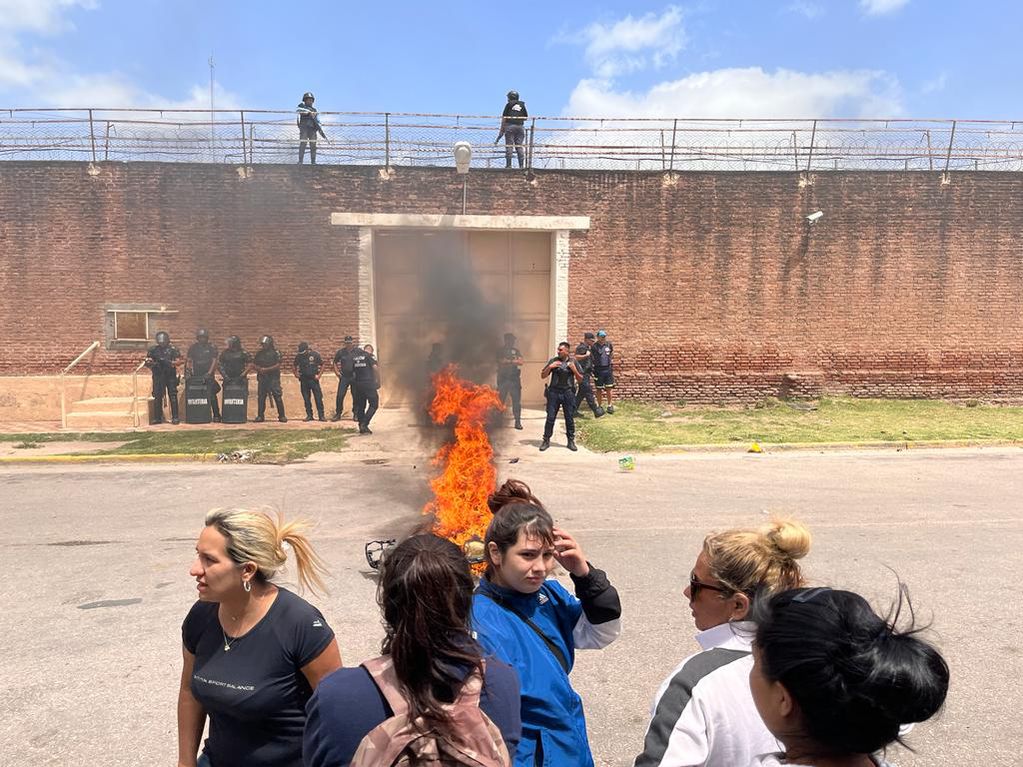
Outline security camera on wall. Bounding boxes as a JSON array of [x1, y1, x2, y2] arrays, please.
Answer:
[[806, 211, 824, 224]]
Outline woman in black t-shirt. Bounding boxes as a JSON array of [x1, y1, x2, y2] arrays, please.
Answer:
[[177, 509, 342, 767]]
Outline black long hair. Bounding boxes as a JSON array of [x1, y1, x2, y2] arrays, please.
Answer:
[[484, 479, 554, 578], [377, 534, 484, 735], [753, 585, 950, 758]]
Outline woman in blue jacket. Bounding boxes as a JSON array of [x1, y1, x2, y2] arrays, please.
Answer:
[[472, 479, 622, 767]]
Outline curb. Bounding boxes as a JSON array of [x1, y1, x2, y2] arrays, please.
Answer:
[[0, 452, 217, 465], [650, 439, 1023, 454]]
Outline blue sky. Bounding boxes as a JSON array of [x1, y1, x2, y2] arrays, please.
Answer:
[[0, 0, 1018, 119]]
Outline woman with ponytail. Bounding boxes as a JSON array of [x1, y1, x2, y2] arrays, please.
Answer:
[[303, 534, 521, 766], [749, 585, 949, 766], [177, 509, 341, 767], [634, 518, 811, 767]]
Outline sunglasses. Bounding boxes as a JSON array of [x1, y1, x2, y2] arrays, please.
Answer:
[[689, 573, 730, 598]]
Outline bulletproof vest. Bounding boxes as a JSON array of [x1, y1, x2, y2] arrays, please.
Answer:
[[352, 350, 376, 381], [149, 345, 179, 373], [254, 348, 281, 376], [188, 342, 217, 373], [505, 100, 527, 124], [219, 350, 249, 379], [497, 345, 521, 380], [548, 358, 575, 389], [297, 351, 321, 377]]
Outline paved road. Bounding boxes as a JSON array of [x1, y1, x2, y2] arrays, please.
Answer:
[[1, 423, 1020, 766]]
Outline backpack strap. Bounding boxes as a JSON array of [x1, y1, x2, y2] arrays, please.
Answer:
[[361, 655, 410, 716], [476, 588, 570, 675]]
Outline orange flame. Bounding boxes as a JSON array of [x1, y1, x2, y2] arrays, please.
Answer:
[[423, 365, 504, 547]]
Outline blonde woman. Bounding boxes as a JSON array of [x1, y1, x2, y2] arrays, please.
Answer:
[[634, 519, 811, 767], [177, 509, 341, 767]]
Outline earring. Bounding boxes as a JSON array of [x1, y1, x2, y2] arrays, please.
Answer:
[[243, 580, 252, 593]]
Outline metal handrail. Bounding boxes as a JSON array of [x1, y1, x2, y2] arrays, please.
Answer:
[[131, 358, 149, 428], [59, 341, 99, 429]]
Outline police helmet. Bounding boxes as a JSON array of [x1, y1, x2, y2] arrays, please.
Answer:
[[196, 328, 209, 341], [507, 90, 519, 101], [227, 335, 241, 350], [155, 331, 170, 345], [260, 335, 274, 349], [297, 341, 309, 353], [303, 92, 315, 101]]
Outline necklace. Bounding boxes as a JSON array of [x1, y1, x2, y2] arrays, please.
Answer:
[[222, 629, 240, 652]]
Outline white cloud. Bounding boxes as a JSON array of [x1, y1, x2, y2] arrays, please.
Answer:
[[785, 1, 825, 19], [564, 67, 903, 119], [0, 0, 97, 34], [860, 0, 910, 16], [561, 6, 686, 78]]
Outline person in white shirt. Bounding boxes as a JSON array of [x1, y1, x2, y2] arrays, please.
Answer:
[[748, 586, 949, 767], [634, 519, 811, 767]]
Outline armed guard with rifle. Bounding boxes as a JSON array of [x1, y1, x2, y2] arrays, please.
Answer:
[[296, 91, 328, 164], [145, 331, 184, 425]]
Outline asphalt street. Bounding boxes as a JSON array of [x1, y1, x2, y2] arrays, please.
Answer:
[[1, 423, 1020, 766]]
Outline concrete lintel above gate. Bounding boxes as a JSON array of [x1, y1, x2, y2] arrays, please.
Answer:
[[330, 212, 590, 231]]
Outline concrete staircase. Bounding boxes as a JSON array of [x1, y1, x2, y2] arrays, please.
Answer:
[[65, 396, 153, 431]]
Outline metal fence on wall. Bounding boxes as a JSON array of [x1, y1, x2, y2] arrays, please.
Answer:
[[1, 108, 1022, 171]]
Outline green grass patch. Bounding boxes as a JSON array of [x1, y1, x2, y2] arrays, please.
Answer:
[[0, 429, 349, 462], [575, 398, 1023, 453]]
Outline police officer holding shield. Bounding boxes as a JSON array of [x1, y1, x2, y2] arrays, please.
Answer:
[[253, 335, 287, 423], [540, 341, 582, 452], [145, 331, 184, 425], [293, 341, 326, 422], [330, 335, 356, 421], [186, 328, 221, 422]]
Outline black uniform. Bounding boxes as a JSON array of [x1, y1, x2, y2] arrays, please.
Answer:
[[295, 349, 325, 420], [332, 346, 356, 417], [297, 101, 322, 164], [218, 348, 252, 382], [351, 348, 379, 433], [496, 343, 523, 427], [254, 347, 287, 421], [573, 342, 601, 417], [147, 344, 181, 424], [502, 99, 528, 168], [187, 340, 221, 420], [543, 356, 577, 443]]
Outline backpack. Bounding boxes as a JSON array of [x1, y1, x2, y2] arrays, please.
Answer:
[[349, 655, 512, 767]]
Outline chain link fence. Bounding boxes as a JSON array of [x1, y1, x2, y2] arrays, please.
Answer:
[[1, 109, 1021, 171]]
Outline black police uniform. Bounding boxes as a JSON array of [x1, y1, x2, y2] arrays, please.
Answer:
[[573, 342, 601, 417], [253, 347, 287, 421], [297, 101, 321, 164], [496, 343, 523, 428], [187, 340, 221, 420], [592, 340, 615, 388], [502, 99, 528, 168], [332, 346, 356, 418], [351, 348, 379, 433], [218, 347, 252, 382], [543, 356, 577, 444], [147, 343, 181, 424], [295, 348, 326, 420]]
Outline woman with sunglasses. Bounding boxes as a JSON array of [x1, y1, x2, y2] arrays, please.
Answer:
[[634, 518, 810, 767]]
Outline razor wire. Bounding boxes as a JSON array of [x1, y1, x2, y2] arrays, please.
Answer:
[[0, 109, 1021, 171]]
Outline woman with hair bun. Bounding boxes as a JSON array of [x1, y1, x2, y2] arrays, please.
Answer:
[[749, 586, 949, 766], [177, 509, 341, 767], [634, 518, 811, 767], [473, 478, 622, 767]]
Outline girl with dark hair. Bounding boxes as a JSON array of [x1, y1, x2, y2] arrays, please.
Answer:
[[303, 534, 521, 767], [749, 586, 950, 767], [473, 479, 622, 767]]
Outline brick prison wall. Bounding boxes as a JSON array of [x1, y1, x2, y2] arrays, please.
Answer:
[[1, 162, 1021, 402]]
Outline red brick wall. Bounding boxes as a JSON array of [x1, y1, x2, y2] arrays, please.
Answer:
[[2, 162, 1021, 401]]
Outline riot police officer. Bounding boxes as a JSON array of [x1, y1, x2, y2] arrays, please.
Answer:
[[145, 331, 184, 425], [573, 331, 604, 419], [293, 341, 326, 422], [218, 336, 252, 383], [330, 335, 356, 421], [186, 328, 221, 422], [296, 91, 326, 164], [540, 341, 583, 452], [253, 335, 288, 423], [351, 343, 380, 435], [496, 332, 524, 430]]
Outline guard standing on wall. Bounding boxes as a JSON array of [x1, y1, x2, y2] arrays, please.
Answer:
[[496, 332, 524, 430], [330, 335, 357, 421], [186, 328, 222, 422], [591, 329, 616, 414], [253, 335, 288, 423], [296, 91, 326, 165], [495, 90, 527, 169], [540, 341, 582, 452], [293, 341, 326, 422], [351, 343, 380, 435], [574, 331, 604, 419], [145, 331, 184, 425]]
